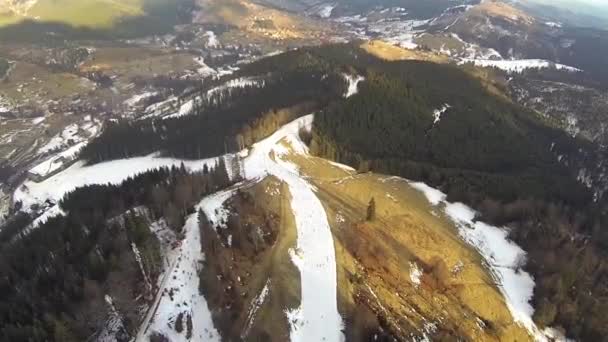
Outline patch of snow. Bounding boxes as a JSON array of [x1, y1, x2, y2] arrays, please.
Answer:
[[432, 104, 451, 125], [201, 187, 235, 230], [207, 77, 265, 99], [31, 116, 46, 125], [132, 242, 153, 293], [15, 154, 223, 215], [327, 160, 355, 171], [242, 279, 271, 338], [565, 115, 579, 137], [29, 205, 65, 228], [97, 295, 128, 342], [204, 31, 220, 48], [318, 5, 336, 18], [409, 262, 423, 288], [545, 21, 562, 28], [163, 99, 194, 120], [459, 59, 581, 73], [408, 182, 446, 205], [194, 56, 218, 77], [124, 91, 159, 108], [343, 74, 365, 98]]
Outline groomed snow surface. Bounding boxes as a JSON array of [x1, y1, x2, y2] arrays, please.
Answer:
[[240, 115, 345, 342]]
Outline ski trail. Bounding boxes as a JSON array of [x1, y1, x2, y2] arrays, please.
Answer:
[[136, 115, 343, 341], [272, 164, 344, 342], [137, 197, 225, 342], [242, 114, 344, 342]]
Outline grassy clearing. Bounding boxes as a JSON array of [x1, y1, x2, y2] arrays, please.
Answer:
[[0, 0, 190, 41], [26, 0, 144, 29], [0, 61, 94, 101], [283, 149, 533, 341], [1, 0, 144, 29], [360, 40, 448, 63], [80, 47, 199, 78]]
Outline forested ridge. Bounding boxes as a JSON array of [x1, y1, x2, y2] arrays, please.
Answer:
[[81, 62, 348, 164], [301, 45, 608, 340], [0, 160, 235, 341]]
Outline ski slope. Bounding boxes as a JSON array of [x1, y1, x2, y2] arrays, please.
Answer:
[[240, 115, 345, 342], [136, 196, 226, 342]]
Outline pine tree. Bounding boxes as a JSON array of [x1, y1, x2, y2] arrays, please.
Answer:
[[366, 197, 376, 221]]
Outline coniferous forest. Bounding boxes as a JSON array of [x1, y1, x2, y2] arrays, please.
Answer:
[[0, 160, 234, 341], [81, 67, 347, 164], [303, 45, 608, 340]]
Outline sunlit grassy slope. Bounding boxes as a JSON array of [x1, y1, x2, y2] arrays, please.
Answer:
[[0, 0, 155, 29], [26, 0, 144, 28]]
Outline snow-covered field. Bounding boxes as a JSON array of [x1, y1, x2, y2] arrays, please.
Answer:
[[432, 104, 451, 125], [29, 142, 86, 178], [14, 154, 223, 221], [343, 74, 365, 98], [37, 117, 101, 155]]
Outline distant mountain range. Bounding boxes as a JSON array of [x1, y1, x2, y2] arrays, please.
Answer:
[[511, 0, 608, 30]]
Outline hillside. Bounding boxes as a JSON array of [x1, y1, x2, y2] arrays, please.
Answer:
[[1, 0, 608, 339], [0, 0, 196, 40]]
